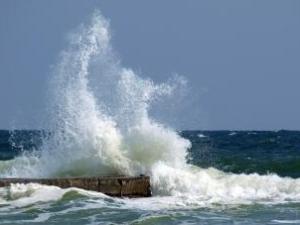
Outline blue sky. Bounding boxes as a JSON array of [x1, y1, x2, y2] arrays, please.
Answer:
[[0, 0, 300, 130]]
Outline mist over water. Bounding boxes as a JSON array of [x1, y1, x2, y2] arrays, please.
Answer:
[[1, 11, 300, 211]]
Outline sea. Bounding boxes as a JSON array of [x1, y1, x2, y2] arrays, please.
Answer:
[[1, 11, 300, 224], [0, 130, 300, 224]]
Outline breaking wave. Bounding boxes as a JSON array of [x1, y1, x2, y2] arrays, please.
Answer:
[[1, 10, 300, 206]]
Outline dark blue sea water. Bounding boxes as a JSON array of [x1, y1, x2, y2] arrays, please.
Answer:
[[2, 130, 300, 178]]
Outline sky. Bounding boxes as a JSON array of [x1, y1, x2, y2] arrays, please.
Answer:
[[0, 0, 300, 130]]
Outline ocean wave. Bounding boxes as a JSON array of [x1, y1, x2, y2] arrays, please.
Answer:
[[0, 10, 299, 208]]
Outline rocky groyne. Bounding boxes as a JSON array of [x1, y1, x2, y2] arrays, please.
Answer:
[[0, 176, 151, 197]]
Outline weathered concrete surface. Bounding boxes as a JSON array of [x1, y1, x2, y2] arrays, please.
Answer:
[[0, 176, 151, 197]]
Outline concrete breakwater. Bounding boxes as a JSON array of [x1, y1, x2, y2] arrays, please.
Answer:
[[0, 176, 151, 197]]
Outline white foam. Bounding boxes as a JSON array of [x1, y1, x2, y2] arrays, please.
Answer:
[[197, 134, 206, 138], [272, 220, 300, 224], [0, 183, 66, 208], [151, 163, 300, 205], [0, 183, 112, 209]]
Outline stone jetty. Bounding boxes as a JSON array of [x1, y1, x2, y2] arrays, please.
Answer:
[[0, 176, 151, 197]]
